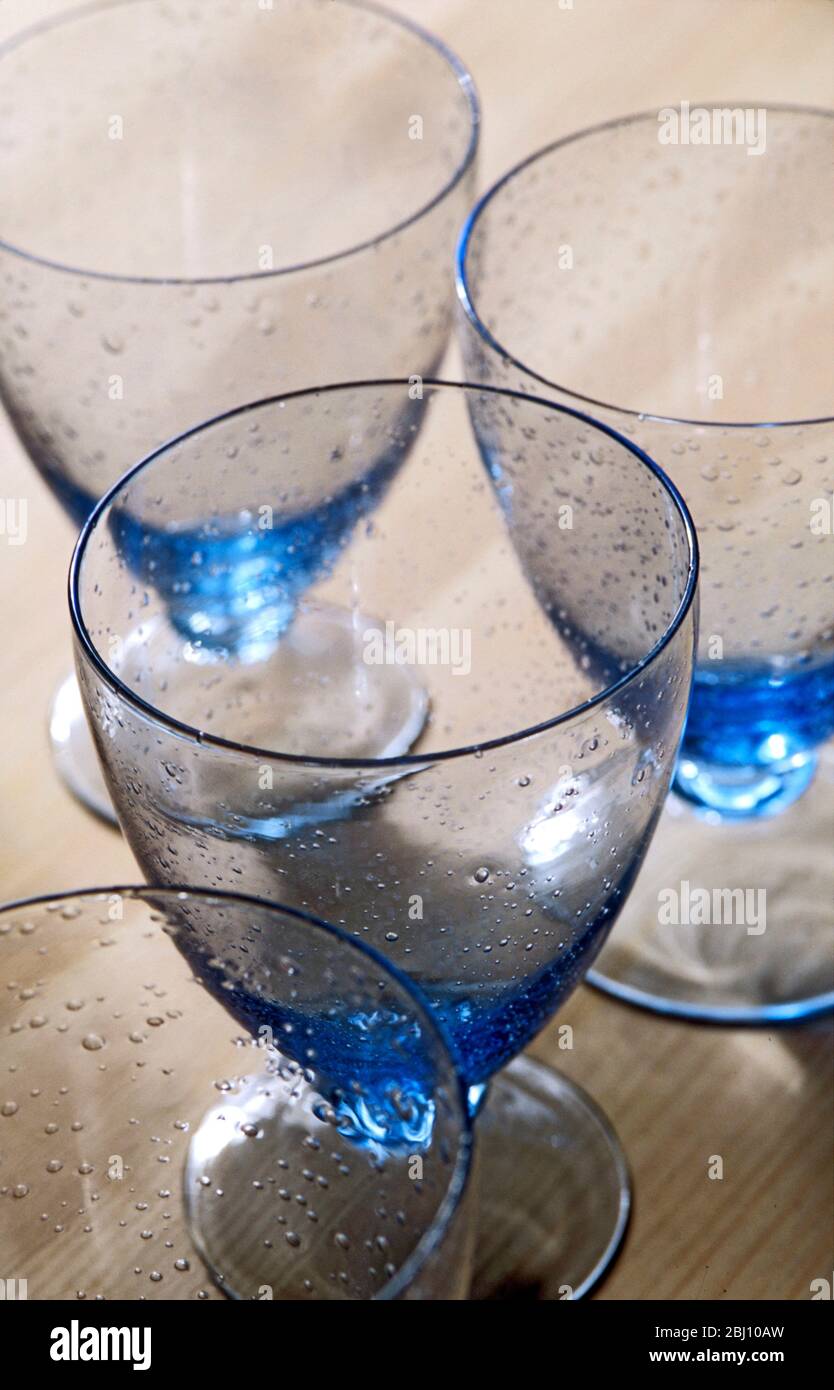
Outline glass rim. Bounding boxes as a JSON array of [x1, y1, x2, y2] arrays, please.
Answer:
[[0, 0, 480, 287], [456, 101, 834, 431], [69, 377, 699, 769], [0, 882, 474, 1302]]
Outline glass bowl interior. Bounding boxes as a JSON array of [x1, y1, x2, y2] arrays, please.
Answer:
[[1, 0, 478, 281], [71, 380, 697, 765], [459, 105, 834, 427]]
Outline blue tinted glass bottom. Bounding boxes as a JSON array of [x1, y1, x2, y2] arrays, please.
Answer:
[[109, 440, 406, 656], [423, 896, 624, 1088], [676, 658, 834, 818], [171, 891, 623, 1124]]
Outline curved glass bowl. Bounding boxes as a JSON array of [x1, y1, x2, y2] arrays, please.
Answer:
[[0, 886, 473, 1300], [0, 0, 478, 818], [71, 378, 698, 1295], [457, 105, 834, 1020]]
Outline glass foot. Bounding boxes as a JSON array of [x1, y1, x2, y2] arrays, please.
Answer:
[[187, 1056, 628, 1301], [184, 1067, 472, 1301], [55, 605, 430, 830], [470, 1055, 630, 1300], [218, 602, 430, 761], [589, 745, 834, 1021], [49, 670, 118, 825], [674, 749, 818, 819]]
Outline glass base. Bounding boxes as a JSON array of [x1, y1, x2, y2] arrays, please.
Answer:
[[674, 749, 818, 819], [212, 601, 430, 762], [589, 745, 834, 1021], [49, 606, 431, 827], [49, 670, 118, 825], [185, 1056, 629, 1301], [470, 1056, 630, 1300], [184, 1066, 473, 1302]]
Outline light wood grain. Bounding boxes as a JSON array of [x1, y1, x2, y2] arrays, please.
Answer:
[[1, 0, 832, 1300]]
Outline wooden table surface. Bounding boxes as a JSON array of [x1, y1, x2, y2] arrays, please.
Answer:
[[1, 0, 832, 1300]]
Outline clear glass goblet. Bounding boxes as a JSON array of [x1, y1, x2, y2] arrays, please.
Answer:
[[457, 105, 834, 1021], [0, 0, 478, 820], [0, 885, 473, 1300], [71, 379, 698, 1297]]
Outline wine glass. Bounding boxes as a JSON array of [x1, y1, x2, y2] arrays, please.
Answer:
[[71, 379, 698, 1297], [0, 885, 473, 1300], [0, 0, 478, 820], [457, 105, 834, 1021]]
